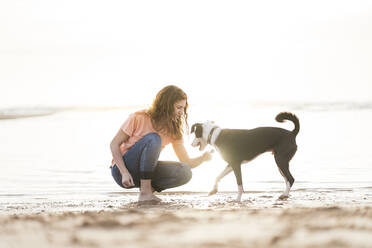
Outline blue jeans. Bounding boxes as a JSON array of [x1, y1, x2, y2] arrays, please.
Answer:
[[111, 133, 192, 192]]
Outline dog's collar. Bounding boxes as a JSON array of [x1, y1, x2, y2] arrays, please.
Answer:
[[207, 126, 219, 144]]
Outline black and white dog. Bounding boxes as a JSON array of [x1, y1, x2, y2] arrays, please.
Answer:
[[191, 112, 300, 201]]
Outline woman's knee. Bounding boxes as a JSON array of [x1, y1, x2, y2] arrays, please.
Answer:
[[179, 163, 192, 184], [143, 132, 161, 147]]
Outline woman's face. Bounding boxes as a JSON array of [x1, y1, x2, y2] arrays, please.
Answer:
[[173, 99, 187, 119]]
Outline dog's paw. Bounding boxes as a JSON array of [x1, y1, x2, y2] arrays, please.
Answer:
[[208, 188, 218, 196], [278, 194, 289, 200]]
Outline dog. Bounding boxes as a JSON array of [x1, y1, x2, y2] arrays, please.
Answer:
[[191, 112, 300, 202]]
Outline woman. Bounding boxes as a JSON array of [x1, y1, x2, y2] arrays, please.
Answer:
[[110, 85, 212, 203]]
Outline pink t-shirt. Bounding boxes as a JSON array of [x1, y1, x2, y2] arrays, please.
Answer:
[[111, 110, 183, 165]]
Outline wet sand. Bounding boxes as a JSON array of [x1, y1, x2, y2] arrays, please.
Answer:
[[1, 191, 372, 248]]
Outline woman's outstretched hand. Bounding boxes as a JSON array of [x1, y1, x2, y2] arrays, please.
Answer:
[[203, 149, 214, 162], [121, 172, 135, 187]]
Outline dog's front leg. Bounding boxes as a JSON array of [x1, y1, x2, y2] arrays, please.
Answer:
[[208, 165, 232, 196], [232, 163, 244, 202]]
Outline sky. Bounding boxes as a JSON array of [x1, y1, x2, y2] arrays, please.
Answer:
[[1, 0, 372, 107]]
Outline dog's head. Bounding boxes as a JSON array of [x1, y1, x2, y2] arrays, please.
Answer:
[[190, 121, 216, 151]]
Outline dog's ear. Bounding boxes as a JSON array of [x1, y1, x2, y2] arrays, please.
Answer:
[[191, 123, 201, 134], [191, 123, 203, 138], [195, 126, 203, 138]]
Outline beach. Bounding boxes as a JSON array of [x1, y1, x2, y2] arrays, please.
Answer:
[[2, 0, 372, 246], [1, 104, 372, 247], [1, 191, 372, 248]]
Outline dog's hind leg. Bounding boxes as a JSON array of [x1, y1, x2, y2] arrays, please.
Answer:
[[275, 154, 295, 199], [279, 169, 291, 200], [209, 165, 233, 196]]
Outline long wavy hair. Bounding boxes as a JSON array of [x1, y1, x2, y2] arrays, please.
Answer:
[[147, 85, 188, 140]]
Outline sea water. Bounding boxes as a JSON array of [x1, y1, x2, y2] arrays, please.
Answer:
[[0, 102, 371, 208]]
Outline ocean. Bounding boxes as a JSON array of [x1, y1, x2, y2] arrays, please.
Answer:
[[1, 102, 371, 212]]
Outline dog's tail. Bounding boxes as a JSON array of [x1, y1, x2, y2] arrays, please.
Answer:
[[276, 112, 300, 136]]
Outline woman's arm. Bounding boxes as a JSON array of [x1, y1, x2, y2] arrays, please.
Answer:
[[110, 130, 134, 187], [172, 143, 212, 169]]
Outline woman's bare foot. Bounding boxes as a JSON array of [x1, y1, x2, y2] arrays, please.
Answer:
[[138, 179, 161, 203], [138, 192, 162, 202]]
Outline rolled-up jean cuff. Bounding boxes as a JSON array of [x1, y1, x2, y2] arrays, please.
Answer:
[[140, 171, 154, 180]]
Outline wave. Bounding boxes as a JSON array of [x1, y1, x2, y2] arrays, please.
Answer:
[[0, 105, 145, 120], [0, 107, 60, 120], [286, 102, 372, 112], [1, 101, 371, 120], [244, 101, 372, 112]]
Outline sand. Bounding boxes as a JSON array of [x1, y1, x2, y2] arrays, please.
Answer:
[[1, 191, 372, 248]]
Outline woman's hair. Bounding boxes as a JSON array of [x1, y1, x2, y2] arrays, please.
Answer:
[[147, 85, 188, 140]]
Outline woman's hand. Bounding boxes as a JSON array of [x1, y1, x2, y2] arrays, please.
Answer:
[[172, 143, 213, 168], [111, 129, 133, 187], [202, 150, 214, 162], [121, 172, 135, 187]]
